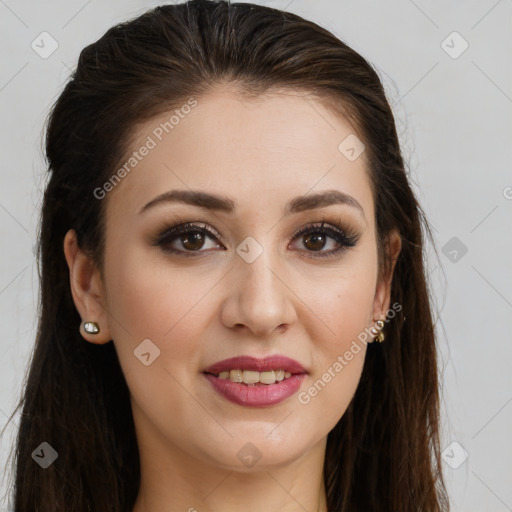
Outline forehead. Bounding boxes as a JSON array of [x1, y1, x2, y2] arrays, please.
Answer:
[[105, 85, 374, 225]]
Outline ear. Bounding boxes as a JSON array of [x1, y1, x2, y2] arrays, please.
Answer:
[[63, 229, 112, 344], [372, 229, 402, 320]]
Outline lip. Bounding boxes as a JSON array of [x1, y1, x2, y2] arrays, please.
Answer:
[[203, 355, 308, 375], [202, 355, 308, 407], [203, 373, 307, 407]]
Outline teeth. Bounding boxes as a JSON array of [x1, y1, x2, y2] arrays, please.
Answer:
[[259, 370, 276, 384], [242, 370, 260, 384], [216, 369, 294, 385], [229, 369, 243, 382]]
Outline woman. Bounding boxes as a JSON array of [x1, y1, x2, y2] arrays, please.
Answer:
[[5, 1, 449, 510]]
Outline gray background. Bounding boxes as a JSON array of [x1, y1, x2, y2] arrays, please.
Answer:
[[1, 0, 511, 510]]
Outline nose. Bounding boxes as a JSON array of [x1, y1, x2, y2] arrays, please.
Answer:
[[220, 247, 297, 337]]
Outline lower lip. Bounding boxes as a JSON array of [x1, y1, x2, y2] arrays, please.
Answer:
[[203, 373, 307, 407]]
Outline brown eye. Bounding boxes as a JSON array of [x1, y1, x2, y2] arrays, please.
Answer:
[[154, 222, 225, 257], [154, 220, 359, 259], [290, 222, 359, 258], [303, 232, 327, 251], [181, 231, 206, 251]]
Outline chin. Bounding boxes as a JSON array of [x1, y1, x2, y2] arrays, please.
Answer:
[[199, 437, 311, 472]]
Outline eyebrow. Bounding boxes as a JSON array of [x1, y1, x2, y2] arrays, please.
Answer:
[[139, 189, 365, 219]]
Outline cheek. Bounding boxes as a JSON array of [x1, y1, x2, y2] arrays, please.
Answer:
[[297, 344, 366, 432], [314, 275, 374, 336], [295, 247, 377, 348], [292, 254, 376, 424], [294, 285, 371, 432], [102, 246, 217, 438], [102, 242, 219, 378]]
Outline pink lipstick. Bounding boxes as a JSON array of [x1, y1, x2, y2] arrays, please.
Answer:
[[203, 355, 308, 407]]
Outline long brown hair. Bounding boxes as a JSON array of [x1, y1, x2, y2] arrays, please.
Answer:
[[3, 1, 449, 510]]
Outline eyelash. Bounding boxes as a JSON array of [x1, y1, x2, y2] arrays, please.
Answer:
[[153, 218, 360, 259]]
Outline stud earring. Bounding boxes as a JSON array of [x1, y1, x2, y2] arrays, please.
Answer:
[[83, 321, 100, 335], [370, 319, 385, 343]]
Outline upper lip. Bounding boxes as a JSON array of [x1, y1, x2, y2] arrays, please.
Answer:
[[203, 355, 308, 375]]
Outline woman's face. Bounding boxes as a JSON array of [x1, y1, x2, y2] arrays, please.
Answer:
[[79, 86, 399, 471]]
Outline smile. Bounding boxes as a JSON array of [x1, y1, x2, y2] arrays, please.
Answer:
[[211, 369, 292, 385]]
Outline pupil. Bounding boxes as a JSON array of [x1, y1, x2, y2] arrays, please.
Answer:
[[182, 232, 204, 250], [304, 233, 325, 251]]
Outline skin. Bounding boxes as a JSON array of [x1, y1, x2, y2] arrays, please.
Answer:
[[64, 85, 401, 512]]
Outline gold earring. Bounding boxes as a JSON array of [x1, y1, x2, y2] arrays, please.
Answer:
[[370, 319, 385, 343], [83, 321, 100, 335]]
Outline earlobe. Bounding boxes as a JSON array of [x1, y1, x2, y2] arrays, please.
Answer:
[[63, 229, 112, 344]]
